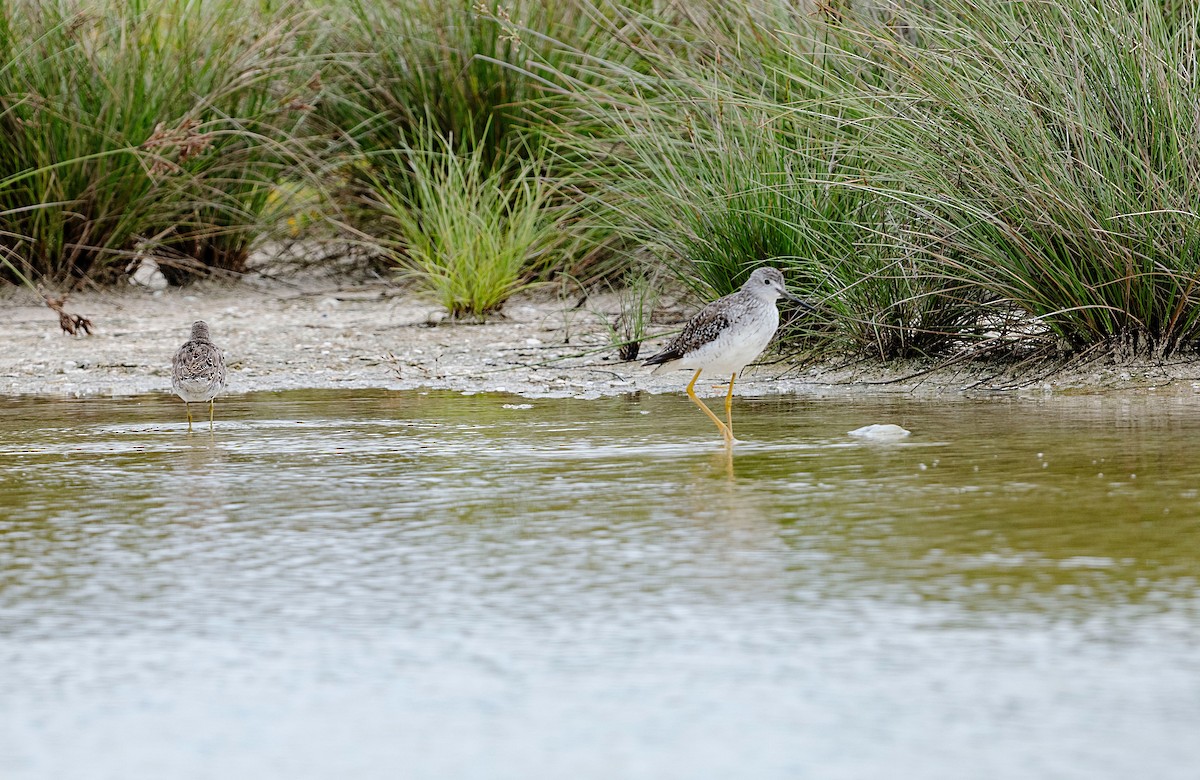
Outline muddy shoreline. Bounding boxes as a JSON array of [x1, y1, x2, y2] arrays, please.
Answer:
[[4, 279, 1200, 400]]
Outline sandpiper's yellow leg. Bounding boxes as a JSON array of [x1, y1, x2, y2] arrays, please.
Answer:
[[186, 402, 193, 432], [724, 372, 737, 443], [686, 369, 731, 443], [209, 399, 215, 431]]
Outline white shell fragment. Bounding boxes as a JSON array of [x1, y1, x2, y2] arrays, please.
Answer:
[[848, 424, 911, 440]]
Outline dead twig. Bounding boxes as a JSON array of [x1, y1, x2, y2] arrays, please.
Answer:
[[41, 290, 93, 336]]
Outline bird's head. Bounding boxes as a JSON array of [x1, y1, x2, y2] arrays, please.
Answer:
[[190, 321, 212, 341], [743, 267, 804, 306]]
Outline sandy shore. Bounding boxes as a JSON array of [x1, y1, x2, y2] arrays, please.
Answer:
[[4, 278, 1200, 399]]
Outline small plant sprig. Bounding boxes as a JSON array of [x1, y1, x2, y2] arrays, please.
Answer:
[[593, 270, 658, 361]]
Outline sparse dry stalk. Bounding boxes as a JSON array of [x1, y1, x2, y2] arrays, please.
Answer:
[[141, 119, 215, 176]]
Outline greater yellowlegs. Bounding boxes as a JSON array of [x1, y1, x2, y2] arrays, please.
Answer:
[[172, 320, 226, 431], [643, 267, 803, 445]]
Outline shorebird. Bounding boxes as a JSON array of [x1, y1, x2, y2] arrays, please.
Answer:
[[643, 267, 803, 446], [172, 320, 226, 431]]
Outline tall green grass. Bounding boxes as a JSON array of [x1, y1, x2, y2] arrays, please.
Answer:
[[847, 0, 1200, 358], [328, 0, 555, 168], [545, 1, 981, 359], [322, 0, 649, 300], [365, 128, 566, 317], [0, 0, 323, 283], [549, 0, 1200, 360], [6, 0, 1200, 364]]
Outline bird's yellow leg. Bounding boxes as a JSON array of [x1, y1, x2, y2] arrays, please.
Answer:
[[686, 369, 730, 441], [724, 372, 737, 443], [186, 402, 193, 432], [209, 399, 215, 431]]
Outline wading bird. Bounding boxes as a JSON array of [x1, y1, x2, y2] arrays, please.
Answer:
[[172, 320, 226, 432], [643, 267, 804, 446]]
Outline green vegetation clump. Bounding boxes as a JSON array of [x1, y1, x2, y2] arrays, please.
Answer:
[[366, 130, 565, 317], [4, 0, 1200, 363], [858, 0, 1200, 359], [0, 0, 323, 285]]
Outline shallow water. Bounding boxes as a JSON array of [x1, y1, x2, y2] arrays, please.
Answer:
[[2, 389, 1199, 779]]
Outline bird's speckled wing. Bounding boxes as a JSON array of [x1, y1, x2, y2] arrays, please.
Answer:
[[172, 341, 224, 380], [643, 299, 733, 365]]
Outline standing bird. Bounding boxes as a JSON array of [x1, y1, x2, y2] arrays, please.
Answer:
[[643, 267, 804, 446], [172, 320, 226, 432]]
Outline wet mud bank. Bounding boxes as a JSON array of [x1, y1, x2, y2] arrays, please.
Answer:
[[4, 281, 1199, 400]]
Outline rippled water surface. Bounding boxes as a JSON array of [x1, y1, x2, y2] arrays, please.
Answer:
[[2, 389, 1200, 779]]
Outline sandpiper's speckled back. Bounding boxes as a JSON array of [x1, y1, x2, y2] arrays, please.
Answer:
[[172, 320, 226, 403], [643, 267, 791, 375]]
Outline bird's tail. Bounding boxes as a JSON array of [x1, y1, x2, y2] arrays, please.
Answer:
[[646, 358, 680, 375]]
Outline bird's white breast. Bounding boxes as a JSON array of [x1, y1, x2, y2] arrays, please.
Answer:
[[678, 303, 779, 375]]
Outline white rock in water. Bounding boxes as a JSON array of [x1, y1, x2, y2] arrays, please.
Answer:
[[848, 424, 911, 439]]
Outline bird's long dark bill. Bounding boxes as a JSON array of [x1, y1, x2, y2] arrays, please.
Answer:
[[782, 291, 815, 311]]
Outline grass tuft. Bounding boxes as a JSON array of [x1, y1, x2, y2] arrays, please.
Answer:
[[366, 129, 564, 318]]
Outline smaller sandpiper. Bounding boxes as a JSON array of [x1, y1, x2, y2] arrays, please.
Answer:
[[172, 320, 226, 432], [643, 267, 804, 446]]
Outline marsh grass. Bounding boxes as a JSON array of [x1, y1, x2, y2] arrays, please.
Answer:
[[547, 0, 1200, 361], [791, 0, 1200, 358], [549, 2, 979, 359], [330, 0, 563, 169], [367, 130, 564, 318], [0, 0, 323, 283], [322, 0, 650, 310], [6, 0, 1200, 365], [325, 0, 658, 159]]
